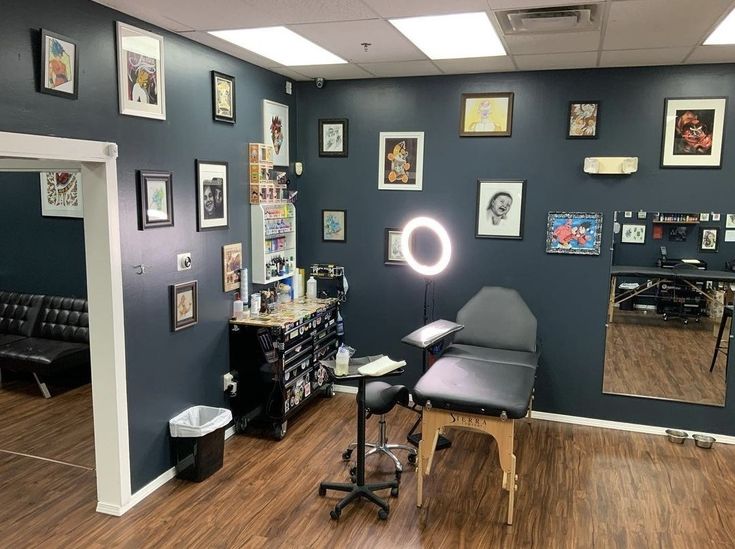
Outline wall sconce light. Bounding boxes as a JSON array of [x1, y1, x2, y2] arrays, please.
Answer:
[[583, 157, 638, 175]]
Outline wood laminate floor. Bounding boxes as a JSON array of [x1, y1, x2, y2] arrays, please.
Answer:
[[0, 390, 734, 548]]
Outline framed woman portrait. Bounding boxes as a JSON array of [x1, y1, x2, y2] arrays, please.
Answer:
[[661, 97, 726, 168], [196, 160, 228, 231], [171, 280, 197, 331], [459, 92, 513, 137], [567, 101, 599, 138], [40, 29, 79, 99], [700, 227, 719, 252], [137, 170, 173, 229], [212, 71, 235, 123], [319, 118, 348, 157], [475, 180, 526, 239], [116, 22, 166, 120]]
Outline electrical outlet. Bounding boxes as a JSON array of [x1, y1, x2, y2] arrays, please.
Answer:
[[285, 81, 292, 95], [223, 372, 234, 391], [177, 253, 192, 271]]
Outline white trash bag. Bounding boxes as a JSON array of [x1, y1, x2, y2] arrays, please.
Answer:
[[169, 405, 232, 438]]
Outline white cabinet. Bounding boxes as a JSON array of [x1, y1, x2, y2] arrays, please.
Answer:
[[251, 203, 296, 284]]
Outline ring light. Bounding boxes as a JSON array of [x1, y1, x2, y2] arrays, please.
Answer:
[[401, 216, 452, 276]]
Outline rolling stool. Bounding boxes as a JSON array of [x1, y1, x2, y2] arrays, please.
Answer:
[[710, 304, 733, 372], [342, 381, 417, 484]]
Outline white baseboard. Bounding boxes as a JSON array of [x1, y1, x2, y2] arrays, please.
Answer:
[[334, 384, 357, 395]]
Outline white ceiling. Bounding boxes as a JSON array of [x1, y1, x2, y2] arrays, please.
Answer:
[[93, 0, 735, 81]]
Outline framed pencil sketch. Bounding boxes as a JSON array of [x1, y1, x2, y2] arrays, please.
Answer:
[[40, 29, 78, 99], [263, 99, 289, 166], [621, 224, 646, 244], [378, 132, 424, 191], [116, 22, 166, 120], [459, 92, 513, 137], [475, 180, 526, 239], [546, 212, 603, 255], [171, 281, 197, 331], [196, 160, 228, 231], [567, 101, 599, 138], [726, 214, 735, 229], [319, 118, 348, 157], [222, 243, 242, 292], [39, 172, 83, 218], [212, 71, 235, 123], [137, 170, 173, 229], [322, 209, 346, 242], [700, 227, 719, 252], [661, 97, 726, 168], [385, 228, 408, 265]]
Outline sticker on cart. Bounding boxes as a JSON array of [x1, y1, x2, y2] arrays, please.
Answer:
[[304, 377, 311, 398]]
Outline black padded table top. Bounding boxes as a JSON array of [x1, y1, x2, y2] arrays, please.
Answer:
[[612, 265, 735, 282], [412, 356, 536, 419]]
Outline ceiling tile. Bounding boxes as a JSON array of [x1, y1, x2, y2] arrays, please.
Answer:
[[687, 45, 735, 64], [514, 51, 598, 70], [356, 61, 442, 77], [600, 47, 691, 67], [360, 0, 490, 18], [504, 30, 600, 55], [487, 0, 598, 8], [93, 0, 195, 31], [285, 64, 373, 80], [433, 56, 516, 74]]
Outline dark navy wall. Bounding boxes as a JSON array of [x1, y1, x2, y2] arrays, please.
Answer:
[[295, 65, 735, 435], [0, 172, 86, 297]]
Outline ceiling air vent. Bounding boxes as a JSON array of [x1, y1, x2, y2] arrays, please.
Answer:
[[496, 4, 602, 34]]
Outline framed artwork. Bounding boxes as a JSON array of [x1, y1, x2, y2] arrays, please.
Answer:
[[40, 29, 78, 99], [712, 213, 721, 222], [318, 118, 348, 157], [263, 99, 289, 166], [652, 225, 664, 240], [212, 71, 235, 123], [475, 180, 526, 239], [196, 160, 228, 230], [171, 281, 197, 331], [621, 223, 646, 244], [116, 22, 165, 120], [700, 212, 710, 222], [378, 132, 424, 191], [39, 172, 83, 218], [137, 170, 173, 229], [459, 92, 513, 137], [567, 101, 599, 139], [222, 243, 242, 292], [546, 212, 603, 255], [726, 214, 735, 229], [669, 226, 688, 242], [661, 97, 726, 168], [384, 228, 408, 265], [700, 228, 719, 252], [322, 209, 346, 242]]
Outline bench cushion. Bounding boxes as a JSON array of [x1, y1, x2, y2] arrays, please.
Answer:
[[0, 292, 44, 338], [0, 337, 90, 376], [442, 344, 539, 369]]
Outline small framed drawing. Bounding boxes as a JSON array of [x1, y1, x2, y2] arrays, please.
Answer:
[[567, 101, 599, 139], [661, 97, 726, 168], [700, 228, 719, 252], [263, 99, 289, 166], [459, 92, 513, 137], [475, 180, 526, 239], [378, 132, 424, 191], [196, 160, 228, 231], [318, 118, 348, 157], [39, 172, 83, 218], [171, 281, 197, 331], [137, 170, 173, 229], [116, 22, 165, 120], [700, 212, 710, 222], [40, 29, 78, 99], [726, 214, 735, 229], [621, 223, 646, 244], [322, 209, 346, 242], [212, 71, 235, 123], [385, 228, 407, 265], [222, 243, 242, 292], [546, 212, 603, 255]]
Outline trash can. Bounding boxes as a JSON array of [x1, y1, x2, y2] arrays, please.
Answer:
[[169, 406, 232, 482]]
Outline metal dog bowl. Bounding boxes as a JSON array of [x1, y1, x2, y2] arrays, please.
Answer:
[[692, 434, 716, 449], [665, 429, 688, 444]]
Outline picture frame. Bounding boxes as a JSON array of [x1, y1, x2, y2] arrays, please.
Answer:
[[137, 170, 173, 229], [39, 172, 83, 218], [459, 92, 513, 137], [546, 212, 603, 255], [700, 212, 710, 222], [378, 132, 424, 191], [621, 223, 646, 244], [699, 227, 719, 252], [116, 22, 166, 120], [475, 180, 526, 239], [318, 118, 348, 157], [322, 209, 346, 242], [196, 160, 228, 231], [726, 214, 735, 229], [222, 243, 242, 292], [171, 281, 197, 331], [40, 29, 78, 99], [384, 228, 408, 265], [263, 99, 289, 166], [661, 97, 726, 168], [567, 101, 599, 139], [212, 71, 235, 123]]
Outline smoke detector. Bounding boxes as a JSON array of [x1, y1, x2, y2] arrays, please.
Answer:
[[496, 4, 602, 34]]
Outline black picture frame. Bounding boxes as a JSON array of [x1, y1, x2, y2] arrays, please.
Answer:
[[699, 227, 719, 252], [567, 101, 600, 139], [475, 180, 526, 240], [318, 118, 348, 157], [137, 170, 174, 229], [196, 160, 229, 231], [660, 96, 727, 169], [39, 29, 79, 99], [384, 228, 408, 265], [171, 280, 198, 331], [212, 71, 236, 124], [322, 209, 346, 242]]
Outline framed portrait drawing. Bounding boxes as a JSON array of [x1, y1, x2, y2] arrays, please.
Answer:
[[661, 97, 726, 168], [726, 214, 735, 229], [378, 132, 424, 191], [171, 281, 197, 331], [196, 160, 228, 231], [700, 227, 719, 252], [212, 71, 235, 123], [621, 223, 645, 244], [222, 243, 242, 292], [459, 92, 513, 137], [39, 172, 83, 218], [116, 22, 165, 120], [263, 99, 289, 166], [384, 228, 409, 265], [475, 180, 526, 239], [322, 209, 346, 242], [546, 212, 603, 255], [137, 170, 173, 229], [319, 118, 348, 157], [40, 29, 78, 99], [567, 101, 599, 139]]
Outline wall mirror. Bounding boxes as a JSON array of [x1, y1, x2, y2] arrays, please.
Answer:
[[602, 210, 735, 407]]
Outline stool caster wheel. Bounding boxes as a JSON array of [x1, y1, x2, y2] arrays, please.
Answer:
[[318, 486, 326, 497], [330, 507, 341, 520], [349, 466, 356, 478], [394, 470, 402, 484], [235, 417, 248, 433], [342, 449, 353, 461], [407, 452, 417, 465], [390, 486, 399, 498], [378, 509, 389, 520]]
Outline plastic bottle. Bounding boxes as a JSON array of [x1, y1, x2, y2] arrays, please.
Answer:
[[307, 276, 317, 300], [335, 345, 349, 376]]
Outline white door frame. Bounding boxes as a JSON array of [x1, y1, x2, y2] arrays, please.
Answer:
[[0, 131, 131, 515]]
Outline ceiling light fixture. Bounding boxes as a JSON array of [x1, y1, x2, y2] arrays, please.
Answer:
[[704, 8, 735, 45]]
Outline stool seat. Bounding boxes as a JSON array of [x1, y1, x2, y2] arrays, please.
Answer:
[[364, 381, 409, 415]]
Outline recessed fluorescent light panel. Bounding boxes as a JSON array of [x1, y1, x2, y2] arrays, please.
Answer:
[[209, 27, 346, 66], [704, 8, 735, 45], [389, 12, 505, 60]]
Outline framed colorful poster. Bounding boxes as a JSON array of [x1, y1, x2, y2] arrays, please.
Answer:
[[459, 92, 513, 137], [700, 227, 719, 252], [567, 101, 599, 138], [39, 172, 83, 218], [378, 132, 424, 191], [546, 212, 603, 255], [212, 71, 235, 123], [661, 97, 726, 168], [116, 22, 166, 120], [137, 170, 173, 229], [196, 160, 228, 230], [475, 180, 526, 239], [621, 223, 645, 244], [40, 29, 78, 99], [322, 209, 346, 242], [318, 118, 348, 157], [171, 281, 197, 331], [222, 243, 242, 292], [384, 228, 408, 265], [263, 99, 289, 166]]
